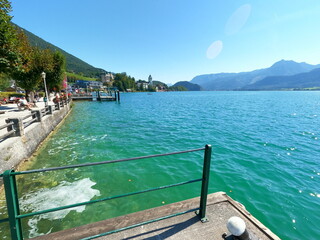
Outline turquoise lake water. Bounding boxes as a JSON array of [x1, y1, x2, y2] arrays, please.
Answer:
[[1, 91, 320, 239]]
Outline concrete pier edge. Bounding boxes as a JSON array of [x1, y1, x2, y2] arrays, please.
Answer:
[[0, 101, 73, 185]]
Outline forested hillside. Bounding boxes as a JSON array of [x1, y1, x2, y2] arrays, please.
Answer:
[[14, 24, 106, 78], [172, 81, 202, 91]]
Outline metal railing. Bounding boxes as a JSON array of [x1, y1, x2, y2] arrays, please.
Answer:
[[21, 112, 37, 128], [0, 144, 212, 240], [0, 99, 71, 142], [54, 98, 70, 110], [0, 122, 15, 140]]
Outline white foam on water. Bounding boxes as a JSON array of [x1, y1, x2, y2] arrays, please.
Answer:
[[20, 178, 100, 238], [100, 134, 108, 140]]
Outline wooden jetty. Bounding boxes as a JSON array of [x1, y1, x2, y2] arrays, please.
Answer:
[[71, 91, 120, 102], [33, 192, 280, 240]]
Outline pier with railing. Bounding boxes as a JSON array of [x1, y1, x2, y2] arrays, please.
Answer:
[[71, 89, 120, 102], [0, 145, 280, 240]]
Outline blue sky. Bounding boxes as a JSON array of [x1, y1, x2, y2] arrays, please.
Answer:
[[10, 0, 320, 84]]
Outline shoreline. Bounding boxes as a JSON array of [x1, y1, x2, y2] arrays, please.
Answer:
[[15, 106, 73, 173], [0, 100, 73, 180]]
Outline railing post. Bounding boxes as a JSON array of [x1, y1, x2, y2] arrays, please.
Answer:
[[5, 119, 14, 133], [48, 105, 54, 114], [198, 144, 212, 222], [6, 118, 24, 137], [117, 91, 120, 102], [3, 170, 23, 240], [31, 110, 42, 122]]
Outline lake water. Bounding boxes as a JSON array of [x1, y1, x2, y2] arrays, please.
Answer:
[[1, 91, 319, 239]]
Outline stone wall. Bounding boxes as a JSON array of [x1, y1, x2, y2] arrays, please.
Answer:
[[0, 102, 72, 175]]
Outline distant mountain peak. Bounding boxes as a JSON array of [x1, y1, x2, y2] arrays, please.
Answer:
[[270, 59, 301, 68]]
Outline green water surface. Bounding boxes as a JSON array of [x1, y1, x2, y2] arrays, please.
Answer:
[[1, 91, 320, 240]]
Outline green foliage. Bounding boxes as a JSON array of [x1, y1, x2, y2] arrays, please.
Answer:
[[11, 30, 66, 93], [46, 51, 66, 90], [0, 92, 24, 99], [168, 86, 188, 91], [152, 81, 168, 88], [0, 72, 10, 90], [172, 81, 201, 91], [66, 72, 97, 82], [113, 73, 136, 91], [147, 85, 156, 92], [0, 1, 22, 74], [13, 47, 49, 91]]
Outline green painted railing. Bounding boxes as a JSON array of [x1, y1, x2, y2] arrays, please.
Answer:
[[0, 144, 212, 240]]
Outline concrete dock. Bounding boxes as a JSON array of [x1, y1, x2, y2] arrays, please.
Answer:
[[32, 192, 280, 240]]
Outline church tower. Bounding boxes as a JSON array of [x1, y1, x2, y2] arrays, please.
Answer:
[[148, 75, 153, 85]]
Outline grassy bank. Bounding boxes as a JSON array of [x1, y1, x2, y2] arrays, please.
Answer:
[[66, 72, 98, 82]]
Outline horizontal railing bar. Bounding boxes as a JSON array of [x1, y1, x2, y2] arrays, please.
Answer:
[[28, 117, 37, 123], [82, 207, 200, 240], [22, 114, 34, 120], [23, 118, 37, 128], [0, 129, 15, 141], [12, 147, 205, 176], [0, 218, 9, 224], [0, 122, 14, 130], [17, 178, 202, 219]]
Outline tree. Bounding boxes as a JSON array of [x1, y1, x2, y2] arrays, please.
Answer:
[[168, 86, 188, 91], [13, 47, 53, 97], [46, 51, 66, 91], [0, 0, 22, 74], [113, 72, 136, 91], [0, 72, 10, 90]]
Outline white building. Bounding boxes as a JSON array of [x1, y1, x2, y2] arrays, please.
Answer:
[[101, 73, 114, 84]]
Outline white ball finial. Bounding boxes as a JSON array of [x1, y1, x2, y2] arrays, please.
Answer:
[[227, 216, 246, 236]]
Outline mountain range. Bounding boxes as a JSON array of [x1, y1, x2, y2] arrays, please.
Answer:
[[14, 24, 320, 90], [191, 60, 320, 90]]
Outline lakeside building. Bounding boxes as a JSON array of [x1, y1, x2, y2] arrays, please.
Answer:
[[136, 75, 154, 90], [136, 80, 149, 90], [155, 85, 166, 92], [74, 80, 103, 90], [100, 73, 114, 86]]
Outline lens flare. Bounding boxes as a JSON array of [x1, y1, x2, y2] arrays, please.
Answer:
[[206, 40, 223, 59], [225, 4, 252, 35]]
